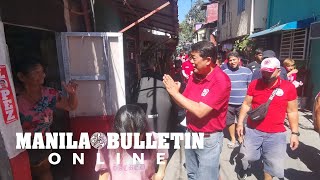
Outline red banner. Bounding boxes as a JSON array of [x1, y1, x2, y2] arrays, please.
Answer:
[[0, 65, 19, 124]]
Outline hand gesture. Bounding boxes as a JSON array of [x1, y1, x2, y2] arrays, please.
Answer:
[[62, 81, 78, 95], [290, 135, 299, 151], [163, 74, 180, 96], [292, 69, 298, 74], [236, 124, 244, 138]]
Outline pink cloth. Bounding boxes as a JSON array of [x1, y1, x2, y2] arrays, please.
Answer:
[[95, 132, 169, 180], [17, 87, 60, 134], [287, 73, 297, 82]]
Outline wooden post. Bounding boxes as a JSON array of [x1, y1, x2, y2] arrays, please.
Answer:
[[119, 1, 170, 33]]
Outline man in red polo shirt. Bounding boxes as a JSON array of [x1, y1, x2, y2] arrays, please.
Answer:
[[181, 55, 193, 83], [236, 57, 299, 180], [163, 41, 231, 180]]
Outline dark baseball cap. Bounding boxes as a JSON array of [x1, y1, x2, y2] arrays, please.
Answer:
[[262, 50, 276, 58]]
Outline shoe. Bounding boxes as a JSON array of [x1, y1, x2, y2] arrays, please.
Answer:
[[237, 168, 248, 180]]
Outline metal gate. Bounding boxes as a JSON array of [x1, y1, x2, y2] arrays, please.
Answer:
[[280, 29, 308, 61]]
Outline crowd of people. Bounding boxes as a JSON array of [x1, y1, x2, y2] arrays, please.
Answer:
[[14, 40, 320, 180], [164, 41, 301, 180]]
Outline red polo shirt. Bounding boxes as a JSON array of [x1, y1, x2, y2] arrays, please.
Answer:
[[183, 66, 231, 132], [247, 78, 297, 133], [182, 60, 193, 79]]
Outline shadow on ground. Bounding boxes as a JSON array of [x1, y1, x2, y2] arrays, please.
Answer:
[[229, 146, 264, 180], [284, 168, 319, 180], [286, 142, 320, 179]]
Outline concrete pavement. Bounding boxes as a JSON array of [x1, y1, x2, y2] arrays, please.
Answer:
[[220, 110, 320, 180], [165, 110, 320, 180]]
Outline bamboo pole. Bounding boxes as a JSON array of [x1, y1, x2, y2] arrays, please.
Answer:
[[119, 1, 170, 33]]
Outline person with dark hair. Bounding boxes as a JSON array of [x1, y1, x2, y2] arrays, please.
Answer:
[[247, 48, 263, 72], [95, 104, 168, 180], [15, 60, 78, 180], [181, 54, 193, 83], [221, 51, 244, 70], [163, 41, 231, 180], [251, 50, 288, 81], [223, 51, 252, 148]]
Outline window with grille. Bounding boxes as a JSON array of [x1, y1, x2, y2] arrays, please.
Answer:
[[222, 2, 226, 24], [280, 29, 308, 61], [238, 0, 245, 15]]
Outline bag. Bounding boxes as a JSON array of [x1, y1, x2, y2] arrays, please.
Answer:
[[247, 88, 279, 121], [247, 102, 270, 121]]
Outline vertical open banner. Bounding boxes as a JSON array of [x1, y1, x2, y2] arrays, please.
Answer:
[[0, 65, 19, 124]]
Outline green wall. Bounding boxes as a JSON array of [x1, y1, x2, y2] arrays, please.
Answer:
[[268, 0, 320, 27], [310, 40, 320, 97], [268, 0, 320, 99]]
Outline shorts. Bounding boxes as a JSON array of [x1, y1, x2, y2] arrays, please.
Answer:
[[226, 104, 242, 126], [240, 127, 287, 178]]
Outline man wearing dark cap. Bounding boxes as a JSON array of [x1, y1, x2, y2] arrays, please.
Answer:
[[251, 50, 288, 81], [236, 57, 299, 180]]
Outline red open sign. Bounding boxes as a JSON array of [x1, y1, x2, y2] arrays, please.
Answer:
[[0, 65, 19, 124]]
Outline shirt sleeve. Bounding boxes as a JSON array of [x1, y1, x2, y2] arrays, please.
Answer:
[[287, 83, 297, 101], [95, 148, 110, 172], [45, 87, 61, 108], [200, 77, 231, 111], [247, 62, 253, 70], [247, 80, 256, 96], [247, 69, 253, 84]]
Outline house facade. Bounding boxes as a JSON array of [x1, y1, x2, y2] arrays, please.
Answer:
[[249, 0, 320, 106], [217, 0, 268, 44]]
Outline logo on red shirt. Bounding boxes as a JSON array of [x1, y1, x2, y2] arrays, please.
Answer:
[[276, 89, 284, 96], [201, 89, 209, 96]]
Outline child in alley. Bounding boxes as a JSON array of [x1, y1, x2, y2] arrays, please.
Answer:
[[95, 104, 168, 180]]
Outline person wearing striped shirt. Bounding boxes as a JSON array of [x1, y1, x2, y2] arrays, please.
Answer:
[[223, 51, 252, 148]]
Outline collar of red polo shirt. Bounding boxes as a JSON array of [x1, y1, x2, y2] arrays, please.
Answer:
[[193, 66, 217, 82]]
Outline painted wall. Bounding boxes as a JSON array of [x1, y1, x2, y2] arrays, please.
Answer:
[[254, 0, 268, 30], [218, 0, 268, 42], [206, 3, 218, 23], [268, 0, 320, 27]]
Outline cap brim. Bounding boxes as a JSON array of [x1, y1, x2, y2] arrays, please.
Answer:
[[261, 67, 276, 72]]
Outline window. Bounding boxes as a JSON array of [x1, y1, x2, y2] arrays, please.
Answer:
[[280, 29, 308, 61], [222, 2, 226, 24], [238, 0, 245, 15]]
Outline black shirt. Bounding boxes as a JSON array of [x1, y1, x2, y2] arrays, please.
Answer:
[[247, 61, 261, 73]]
